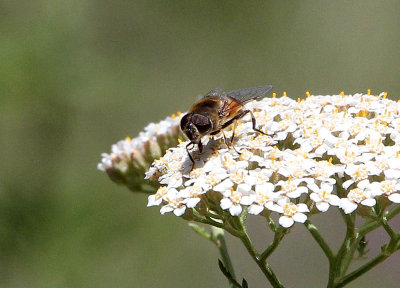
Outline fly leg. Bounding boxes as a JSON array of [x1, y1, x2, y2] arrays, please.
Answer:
[[185, 141, 203, 169], [185, 142, 195, 168], [214, 109, 266, 156], [245, 109, 267, 136], [216, 114, 247, 155], [230, 119, 237, 144], [220, 109, 267, 137], [222, 130, 241, 155]]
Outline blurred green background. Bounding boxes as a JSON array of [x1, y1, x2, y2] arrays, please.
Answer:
[[1, 1, 399, 287]]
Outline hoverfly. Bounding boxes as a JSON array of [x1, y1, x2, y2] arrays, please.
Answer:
[[180, 85, 273, 164]]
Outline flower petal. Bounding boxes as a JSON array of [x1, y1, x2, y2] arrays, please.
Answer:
[[229, 204, 242, 216], [279, 216, 294, 228], [297, 203, 310, 213], [173, 206, 186, 216], [248, 204, 264, 215], [214, 179, 234, 193], [160, 206, 174, 214], [220, 198, 232, 210], [328, 195, 340, 206], [361, 198, 376, 207], [147, 195, 162, 207], [292, 212, 307, 223], [316, 201, 330, 212], [388, 193, 400, 203], [186, 198, 201, 208], [240, 195, 254, 206], [340, 198, 358, 214]]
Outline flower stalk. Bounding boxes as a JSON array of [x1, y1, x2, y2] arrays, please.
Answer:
[[259, 227, 286, 262]]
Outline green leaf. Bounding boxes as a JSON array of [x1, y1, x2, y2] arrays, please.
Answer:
[[188, 223, 213, 242], [218, 259, 242, 288]]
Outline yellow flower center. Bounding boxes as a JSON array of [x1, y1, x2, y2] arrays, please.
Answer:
[[348, 188, 366, 203], [283, 203, 297, 217]]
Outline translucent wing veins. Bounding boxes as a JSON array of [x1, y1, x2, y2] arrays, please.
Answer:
[[225, 85, 273, 103]]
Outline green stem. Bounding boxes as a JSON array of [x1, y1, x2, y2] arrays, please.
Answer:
[[331, 204, 400, 287], [190, 217, 241, 287], [266, 215, 277, 231], [335, 253, 387, 288], [381, 212, 396, 239], [192, 214, 223, 228], [211, 227, 237, 281], [192, 214, 242, 238], [303, 220, 336, 287], [192, 215, 283, 287], [239, 231, 284, 288], [335, 212, 356, 278], [260, 229, 285, 262], [358, 204, 400, 236], [336, 234, 400, 288], [304, 220, 335, 260], [340, 236, 360, 279], [233, 217, 284, 288], [332, 177, 358, 279]]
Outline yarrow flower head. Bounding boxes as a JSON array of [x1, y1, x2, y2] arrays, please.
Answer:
[[99, 89, 400, 287], [100, 91, 400, 227]]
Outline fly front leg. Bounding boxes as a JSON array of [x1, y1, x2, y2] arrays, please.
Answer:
[[186, 142, 195, 167]]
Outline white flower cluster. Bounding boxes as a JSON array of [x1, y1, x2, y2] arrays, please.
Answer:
[[146, 92, 400, 228]]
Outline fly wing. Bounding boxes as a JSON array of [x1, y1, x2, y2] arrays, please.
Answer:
[[204, 87, 223, 98], [217, 85, 273, 118], [225, 85, 273, 104], [203, 85, 272, 102]]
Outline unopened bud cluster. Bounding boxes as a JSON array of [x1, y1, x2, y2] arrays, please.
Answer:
[[98, 113, 183, 192]]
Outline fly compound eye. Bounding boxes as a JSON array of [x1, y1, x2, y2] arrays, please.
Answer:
[[180, 113, 200, 142], [191, 114, 212, 134], [180, 113, 191, 131]]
